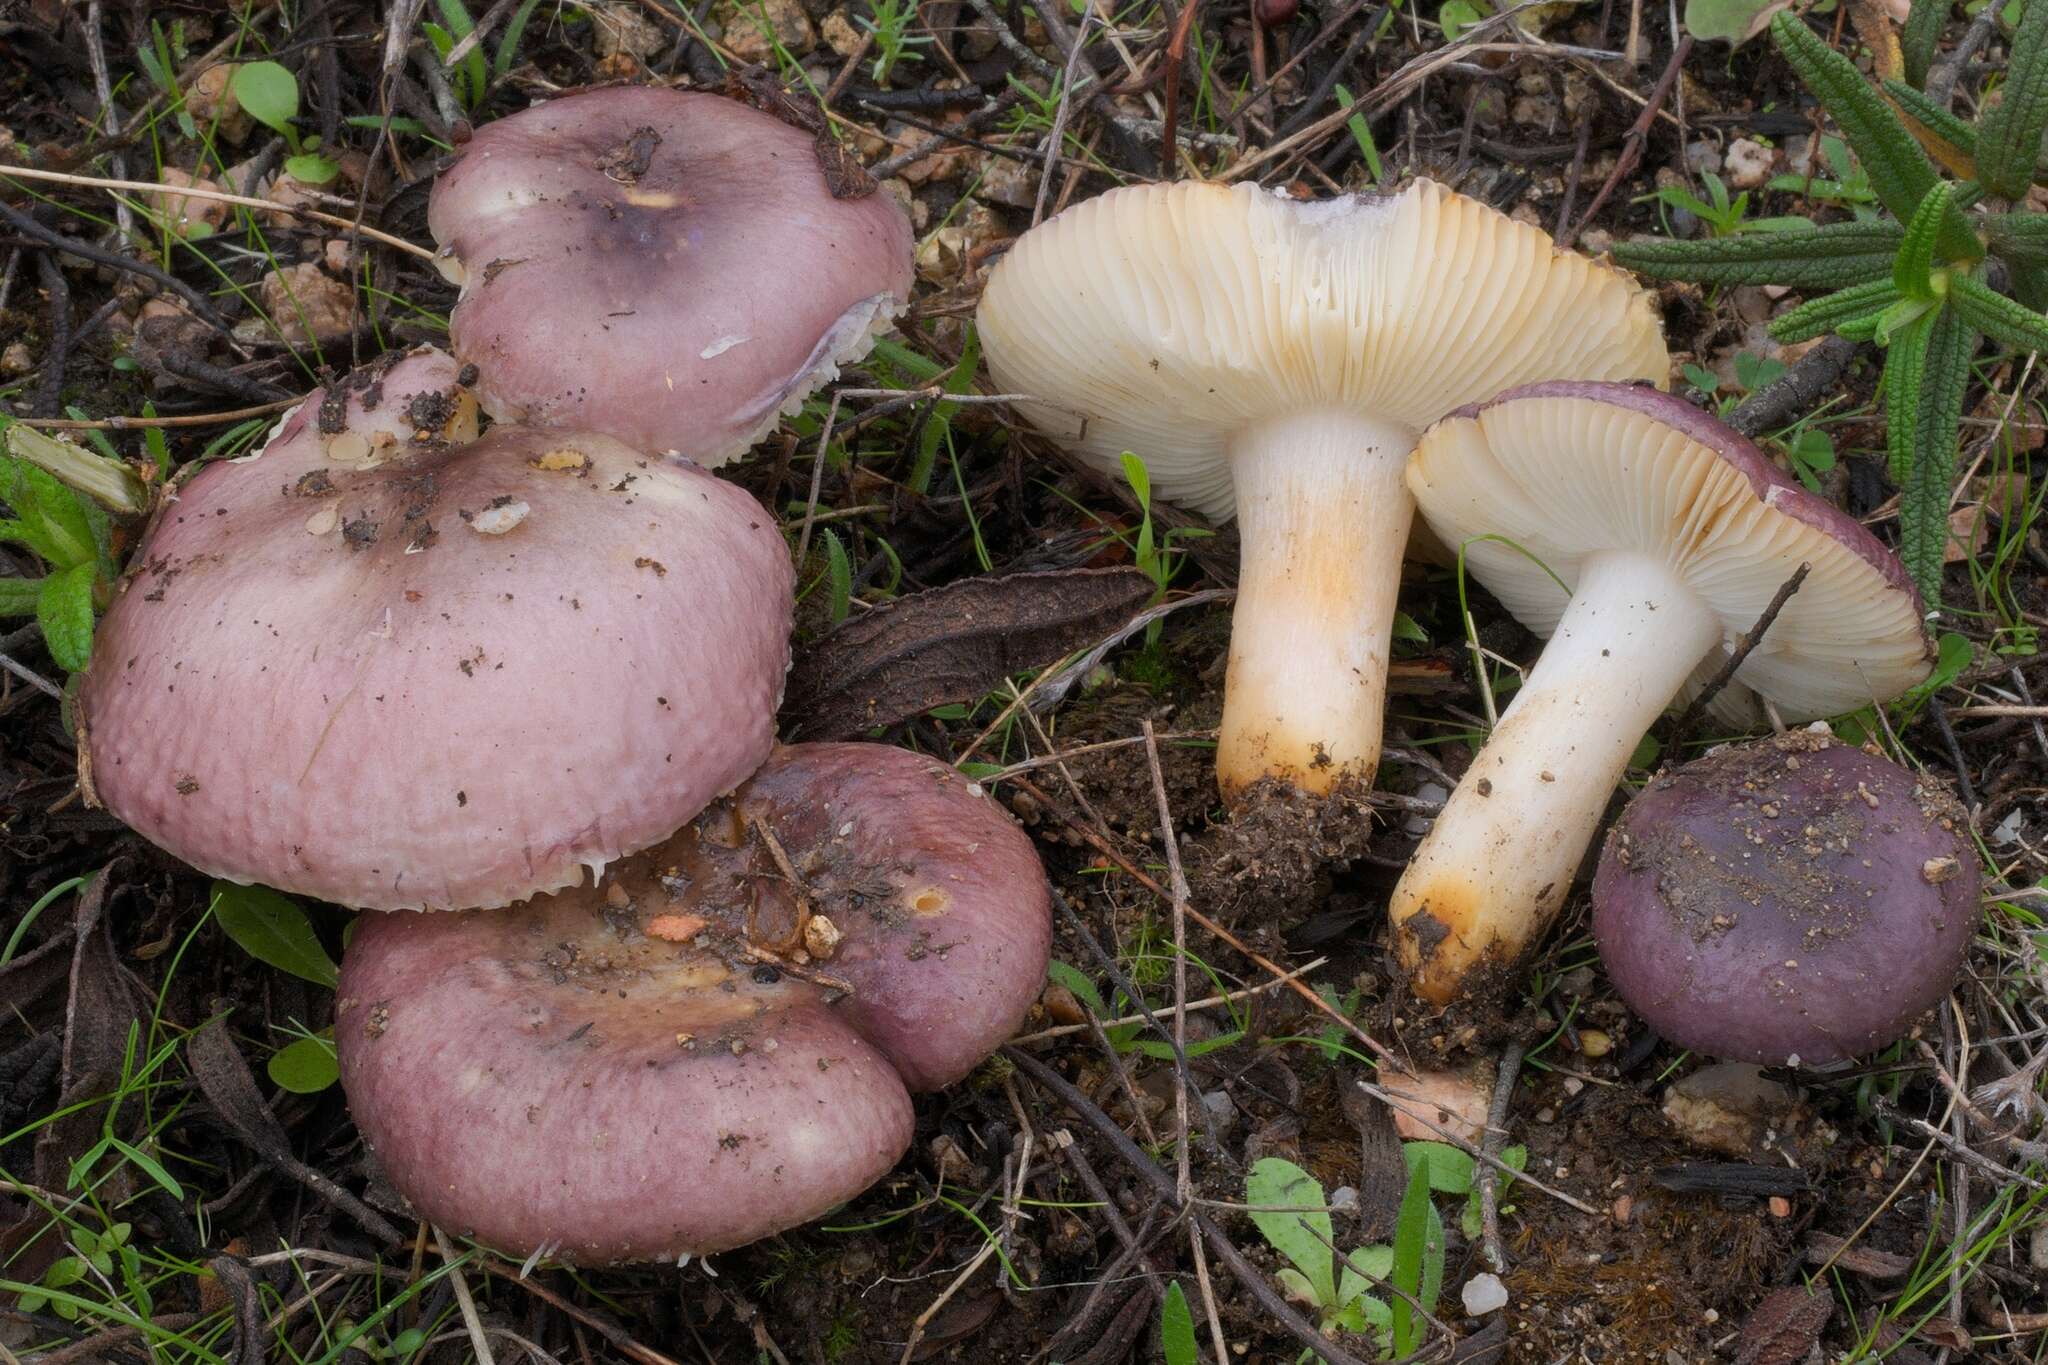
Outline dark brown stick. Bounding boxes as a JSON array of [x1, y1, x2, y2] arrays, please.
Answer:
[[1665, 562, 1810, 750], [1560, 36, 1692, 247]]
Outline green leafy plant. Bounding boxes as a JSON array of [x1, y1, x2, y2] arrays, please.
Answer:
[[1044, 960, 1246, 1061], [1116, 451, 1212, 646], [1643, 170, 1811, 238], [209, 881, 343, 1093], [1616, 6, 2048, 604], [1400, 1140, 1528, 1240], [231, 60, 339, 185], [16, 1223, 139, 1320], [1245, 1158, 1395, 1349], [0, 426, 120, 674], [857, 0, 934, 84]]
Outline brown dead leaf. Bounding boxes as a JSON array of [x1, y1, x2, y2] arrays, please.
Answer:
[[781, 567, 1155, 740], [1806, 1231, 1914, 1279], [1733, 1286, 1832, 1365]]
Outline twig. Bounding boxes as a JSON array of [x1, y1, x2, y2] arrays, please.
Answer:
[[432, 1229, 498, 1365], [34, 252, 69, 419], [1664, 563, 1810, 750], [1560, 36, 1692, 246], [0, 651, 65, 700], [1158, 0, 1203, 178], [0, 165, 435, 260], [1354, 1077, 1600, 1215], [82, 0, 133, 240], [8, 398, 300, 431], [1925, 3, 2001, 106], [441, 0, 522, 67], [1034, 10, 1098, 225], [1477, 1043, 1524, 1272], [899, 1139, 1033, 1363], [1724, 335, 1859, 437], [0, 200, 230, 335], [1004, 1047, 1383, 1365], [1014, 956, 1325, 1042]]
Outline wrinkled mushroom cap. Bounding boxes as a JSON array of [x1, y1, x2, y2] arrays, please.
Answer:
[[976, 178, 1668, 519], [430, 88, 914, 465], [1408, 382, 1933, 722], [79, 348, 793, 911], [1593, 732, 1981, 1065], [336, 742, 1052, 1263]]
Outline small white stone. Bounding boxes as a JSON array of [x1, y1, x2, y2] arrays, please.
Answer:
[[1461, 1273, 1509, 1316], [1724, 137, 1775, 190], [1327, 1185, 1360, 1217]]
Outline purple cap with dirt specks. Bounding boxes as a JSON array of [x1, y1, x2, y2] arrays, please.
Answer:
[[1593, 732, 1981, 1065], [78, 348, 793, 911], [335, 742, 1052, 1263]]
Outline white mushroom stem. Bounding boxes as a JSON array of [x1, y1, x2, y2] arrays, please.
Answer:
[[1391, 550, 1724, 1003], [1217, 409, 1416, 797]]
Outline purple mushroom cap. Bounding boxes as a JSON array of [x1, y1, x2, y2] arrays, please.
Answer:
[[78, 348, 793, 911], [335, 742, 1053, 1263], [429, 87, 914, 465], [1592, 732, 1981, 1065]]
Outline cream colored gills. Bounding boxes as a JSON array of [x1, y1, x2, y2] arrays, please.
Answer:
[[977, 178, 1669, 799]]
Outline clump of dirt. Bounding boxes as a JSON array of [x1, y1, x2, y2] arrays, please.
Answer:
[[1184, 773, 1381, 938]]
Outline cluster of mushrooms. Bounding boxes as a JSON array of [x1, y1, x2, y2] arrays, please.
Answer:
[[75, 87, 1051, 1265], [71, 78, 1984, 1267]]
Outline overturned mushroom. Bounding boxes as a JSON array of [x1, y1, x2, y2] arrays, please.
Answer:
[[335, 742, 1052, 1263], [429, 87, 914, 465], [976, 179, 1667, 799], [1390, 382, 1932, 1004], [78, 348, 793, 911], [1593, 732, 1980, 1066]]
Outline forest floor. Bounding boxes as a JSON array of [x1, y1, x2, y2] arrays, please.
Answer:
[[2, 0, 2046, 1360]]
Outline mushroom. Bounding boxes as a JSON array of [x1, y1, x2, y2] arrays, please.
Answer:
[[428, 87, 914, 465], [1389, 382, 1933, 1004], [974, 179, 1667, 798], [335, 742, 1052, 1263], [78, 348, 793, 911], [1592, 732, 1980, 1065]]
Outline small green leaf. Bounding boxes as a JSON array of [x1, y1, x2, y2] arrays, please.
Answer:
[[1044, 960, 1108, 1019], [1401, 1140, 1476, 1195], [1895, 182, 1955, 300], [1439, 0, 1485, 38], [1391, 611, 1428, 644], [1684, 0, 1791, 45], [268, 1032, 340, 1093], [1390, 1160, 1443, 1355], [1335, 1243, 1396, 1311], [1613, 220, 1904, 290], [1950, 272, 2048, 352], [820, 527, 852, 623], [1247, 1157, 1334, 1308], [496, 0, 547, 78], [231, 61, 301, 139], [208, 881, 339, 988], [1161, 1282, 1198, 1365], [1901, 0, 1947, 87], [284, 153, 340, 186], [1905, 631, 1973, 699], [35, 560, 97, 673], [107, 1136, 184, 1200], [1975, 0, 2048, 196], [0, 575, 42, 617]]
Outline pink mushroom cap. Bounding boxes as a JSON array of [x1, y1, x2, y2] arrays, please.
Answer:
[[335, 742, 1052, 1263], [78, 348, 793, 911], [428, 87, 915, 465]]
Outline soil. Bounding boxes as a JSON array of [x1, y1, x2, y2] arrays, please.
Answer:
[[2, 1, 2046, 1363]]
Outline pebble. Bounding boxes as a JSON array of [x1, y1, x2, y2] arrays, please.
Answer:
[[1327, 1185, 1360, 1217], [1724, 137, 1776, 190], [1461, 1273, 1509, 1315]]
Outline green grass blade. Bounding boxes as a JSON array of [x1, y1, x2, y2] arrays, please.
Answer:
[[495, 0, 546, 79], [1975, 0, 2048, 196], [1613, 220, 1903, 289], [1769, 13, 1974, 259], [1901, 0, 1946, 87], [1769, 279, 1902, 342], [1950, 272, 2048, 353], [1895, 182, 1953, 299], [1160, 1282, 1198, 1365], [1391, 1160, 1437, 1355], [1888, 304, 1973, 604]]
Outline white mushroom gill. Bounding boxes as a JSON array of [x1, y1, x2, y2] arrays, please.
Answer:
[[977, 178, 1668, 798]]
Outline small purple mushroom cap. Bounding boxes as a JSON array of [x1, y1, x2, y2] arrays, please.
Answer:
[[428, 87, 914, 465], [78, 348, 793, 911], [1593, 732, 1981, 1066], [335, 742, 1052, 1263]]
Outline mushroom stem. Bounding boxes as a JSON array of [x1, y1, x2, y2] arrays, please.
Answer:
[[1390, 550, 1723, 1003], [1217, 410, 1416, 798]]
